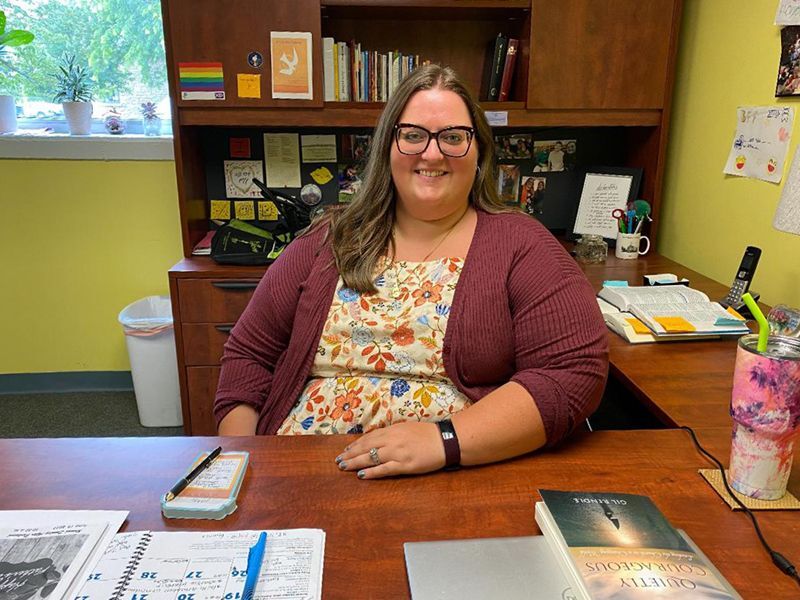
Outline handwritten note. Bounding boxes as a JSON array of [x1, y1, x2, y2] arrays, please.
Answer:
[[224, 160, 263, 198], [234, 200, 255, 220], [572, 173, 634, 239], [264, 133, 301, 188], [723, 106, 794, 183], [777, 0, 800, 25], [258, 200, 279, 221]]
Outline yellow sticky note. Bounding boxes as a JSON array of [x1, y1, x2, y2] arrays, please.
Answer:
[[726, 306, 745, 320], [311, 166, 333, 185], [210, 200, 231, 220], [234, 201, 256, 220], [257, 201, 279, 221], [625, 317, 651, 335], [653, 316, 696, 333], [237, 73, 261, 99]]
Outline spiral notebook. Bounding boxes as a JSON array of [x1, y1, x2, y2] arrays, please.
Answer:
[[74, 528, 326, 599]]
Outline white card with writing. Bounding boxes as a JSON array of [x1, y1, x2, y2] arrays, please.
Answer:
[[572, 173, 633, 239], [776, 0, 800, 25], [224, 160, 263, 198], [723, 106, 794, 184]]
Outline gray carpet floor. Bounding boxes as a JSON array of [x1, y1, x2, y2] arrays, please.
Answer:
[[0, 392, 185, 438]]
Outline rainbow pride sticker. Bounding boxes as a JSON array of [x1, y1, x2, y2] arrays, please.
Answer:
[[179, 62, 225, 100]]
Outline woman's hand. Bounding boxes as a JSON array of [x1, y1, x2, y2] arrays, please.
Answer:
[[335, 421, 445, 479]]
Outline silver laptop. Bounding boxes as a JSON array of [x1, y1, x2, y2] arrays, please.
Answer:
[[404, 536, 576, 600]]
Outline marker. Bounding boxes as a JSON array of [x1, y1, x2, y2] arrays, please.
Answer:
[[164, 446, 222, 502], [243, 532, 267, 600]]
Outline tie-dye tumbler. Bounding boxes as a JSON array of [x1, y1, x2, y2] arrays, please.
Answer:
[[729, 334, 800, 500]]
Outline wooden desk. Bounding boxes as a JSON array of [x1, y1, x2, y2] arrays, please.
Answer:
[[1, 432, 797, 598], [575, 250, 751, 431]]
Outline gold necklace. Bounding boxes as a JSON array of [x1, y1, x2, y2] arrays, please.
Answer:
[[388, 208, 469, 300]]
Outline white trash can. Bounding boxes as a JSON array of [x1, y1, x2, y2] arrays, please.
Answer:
[[118, 295, 183, 427]]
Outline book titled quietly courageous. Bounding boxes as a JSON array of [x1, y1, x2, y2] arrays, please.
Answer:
[[535, 490, 741, 599]]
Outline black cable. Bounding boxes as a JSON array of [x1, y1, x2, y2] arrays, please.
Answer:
[[680, 426, 800, 585]]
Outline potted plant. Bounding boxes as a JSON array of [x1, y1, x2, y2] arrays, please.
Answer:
[[0, 10, 34, 134], [140, 101, 161, 136], [53, 53, 94, 135]]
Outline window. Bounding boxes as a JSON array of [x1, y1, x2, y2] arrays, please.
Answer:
[[1, 0, 170, 135]]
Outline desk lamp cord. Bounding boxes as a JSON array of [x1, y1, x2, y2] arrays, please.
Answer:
[[680, 426, 800, 585]]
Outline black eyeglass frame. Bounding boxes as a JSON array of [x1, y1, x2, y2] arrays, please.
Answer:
[[393, 123, 476, 158]]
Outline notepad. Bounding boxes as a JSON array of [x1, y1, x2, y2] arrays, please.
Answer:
[[161, 450, 249, 519], [74, 528, 326, 600]]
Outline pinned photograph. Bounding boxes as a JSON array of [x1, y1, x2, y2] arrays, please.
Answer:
[[338, 163, 363, 202], [494, 134, 532, 159], [776, 26, 800, 96], [521, 176, 546, 216], [532, 139, 577, 172], [270, 32, 313, 100], [341, 134, 372, 163], [224, 160, 263, 198], [497, 164, 520, 205]]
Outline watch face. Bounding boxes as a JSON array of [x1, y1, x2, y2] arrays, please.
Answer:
[[300, 183, 323, 206]]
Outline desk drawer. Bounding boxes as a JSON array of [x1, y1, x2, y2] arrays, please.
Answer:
[[186, 366, 221, 436], [178, 278, 260, 323], [182, 323, 233, 366]]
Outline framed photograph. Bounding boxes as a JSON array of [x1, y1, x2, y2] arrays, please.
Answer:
[[569, 167, 642, 242], [532, 139, 577, 172], [497, 164, 521, 204]]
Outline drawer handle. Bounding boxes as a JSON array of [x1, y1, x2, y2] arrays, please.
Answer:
[[212, 281, 258, 290], [215, 324, 234, 333]]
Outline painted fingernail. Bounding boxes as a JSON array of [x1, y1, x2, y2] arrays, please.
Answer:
[[357, 470, 366, 479], [338, 461, 347, 470], [335, 454, 344, 464]]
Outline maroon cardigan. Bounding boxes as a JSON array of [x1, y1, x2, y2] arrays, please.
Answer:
[[214, 210, 609, 446]]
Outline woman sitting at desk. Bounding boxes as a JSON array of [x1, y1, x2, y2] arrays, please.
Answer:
[[215, 64, 608, 479]]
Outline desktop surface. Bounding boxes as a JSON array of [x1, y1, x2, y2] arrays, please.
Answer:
[[1, 431, 797, 598]]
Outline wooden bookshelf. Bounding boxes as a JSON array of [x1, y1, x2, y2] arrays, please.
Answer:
[[161, 0, 683, 435]]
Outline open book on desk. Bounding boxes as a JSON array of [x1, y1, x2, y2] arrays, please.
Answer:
[[598, 286, 748, 340]]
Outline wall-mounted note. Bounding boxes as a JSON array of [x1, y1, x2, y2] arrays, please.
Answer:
[[723, 106, 794, 184], [776, 0, 800, 25], [572, 173, 634, 239], [210, 200, 231, 220], [234, 201, 255, 220], [258, 201, 279, 221], [311, 166, 334, 185], [264, 133, 301, 188], [224, 160, 263, 198], [301, 134, 337, 163], [229, 137, 251, 159], [237, 73, 261, 99]]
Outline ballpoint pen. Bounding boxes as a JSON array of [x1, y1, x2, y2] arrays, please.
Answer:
[[243, 532, 267, 600], [164, 446, 222, 501]]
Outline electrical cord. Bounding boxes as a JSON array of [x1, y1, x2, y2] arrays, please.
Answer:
[[680, 426, 800, 585]]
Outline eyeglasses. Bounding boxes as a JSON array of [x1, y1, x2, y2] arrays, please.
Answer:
[[393, 123, 475, 158]]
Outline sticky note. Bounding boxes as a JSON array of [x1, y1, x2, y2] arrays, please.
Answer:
[[234, 201, 256, 220], [210, 200, 231, 220], [715, 317, 743, 326], [237, 73, 261, 98], [603, 280, 628, 287], [311, 166, 334, 185], [625, 317, 651, 334], [726, 306, 745, 320], [653, 316, 696, 333], [230, 137, 251, 159], [258, 201, 279, 221]]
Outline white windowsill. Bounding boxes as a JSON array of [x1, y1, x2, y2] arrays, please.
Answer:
[[0, 133, 175, 161]]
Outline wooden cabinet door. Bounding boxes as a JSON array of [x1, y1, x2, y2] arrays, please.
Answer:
[[163, 0, 323, 108], [527, 0, 679, 109], [186, 366, 221, 436]]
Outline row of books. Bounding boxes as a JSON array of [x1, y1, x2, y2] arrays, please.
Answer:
[[322, 37, 429, 102], [481, 33, 520, 101], [405, 489, 741, 599]]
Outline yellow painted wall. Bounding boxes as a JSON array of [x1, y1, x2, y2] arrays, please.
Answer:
[[0, 160, 182, 373], [661, 0, 800, 307]]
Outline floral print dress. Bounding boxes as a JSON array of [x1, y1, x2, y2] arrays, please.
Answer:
[[278, 257, 471, 434]]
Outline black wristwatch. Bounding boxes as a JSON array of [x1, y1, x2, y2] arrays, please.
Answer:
[[436, 420, 461, 471]]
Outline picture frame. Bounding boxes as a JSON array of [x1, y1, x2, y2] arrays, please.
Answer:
[[568, 166, 642, 243]]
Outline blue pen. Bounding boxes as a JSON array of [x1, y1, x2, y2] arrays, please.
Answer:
[[242, 532, 267, 600], [626, 210, 634, 233]]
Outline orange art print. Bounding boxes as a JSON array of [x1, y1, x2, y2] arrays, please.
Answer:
[[271, 32, 313, 99]]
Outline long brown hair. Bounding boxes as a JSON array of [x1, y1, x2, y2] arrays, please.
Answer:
[[322, 64, 512, 293]]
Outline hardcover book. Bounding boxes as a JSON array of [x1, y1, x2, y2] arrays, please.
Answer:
[[481, 33, 508, 101], [535, 489, 741, 599], [498, 38, 519, 101]]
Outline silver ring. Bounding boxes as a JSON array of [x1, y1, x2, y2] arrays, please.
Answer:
[[369, 447, 381, 466]]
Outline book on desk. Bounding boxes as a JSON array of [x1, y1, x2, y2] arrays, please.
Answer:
[[598, 285, 748, 343]]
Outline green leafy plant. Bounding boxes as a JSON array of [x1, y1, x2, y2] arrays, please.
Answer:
[[53, 53, 94, 103], [0, 10, 35, 78], [140, 101, 158, 120]]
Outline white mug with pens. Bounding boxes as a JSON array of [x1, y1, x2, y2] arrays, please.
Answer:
[[612, 201, 651, 260], [615, 232, 650, 259]]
